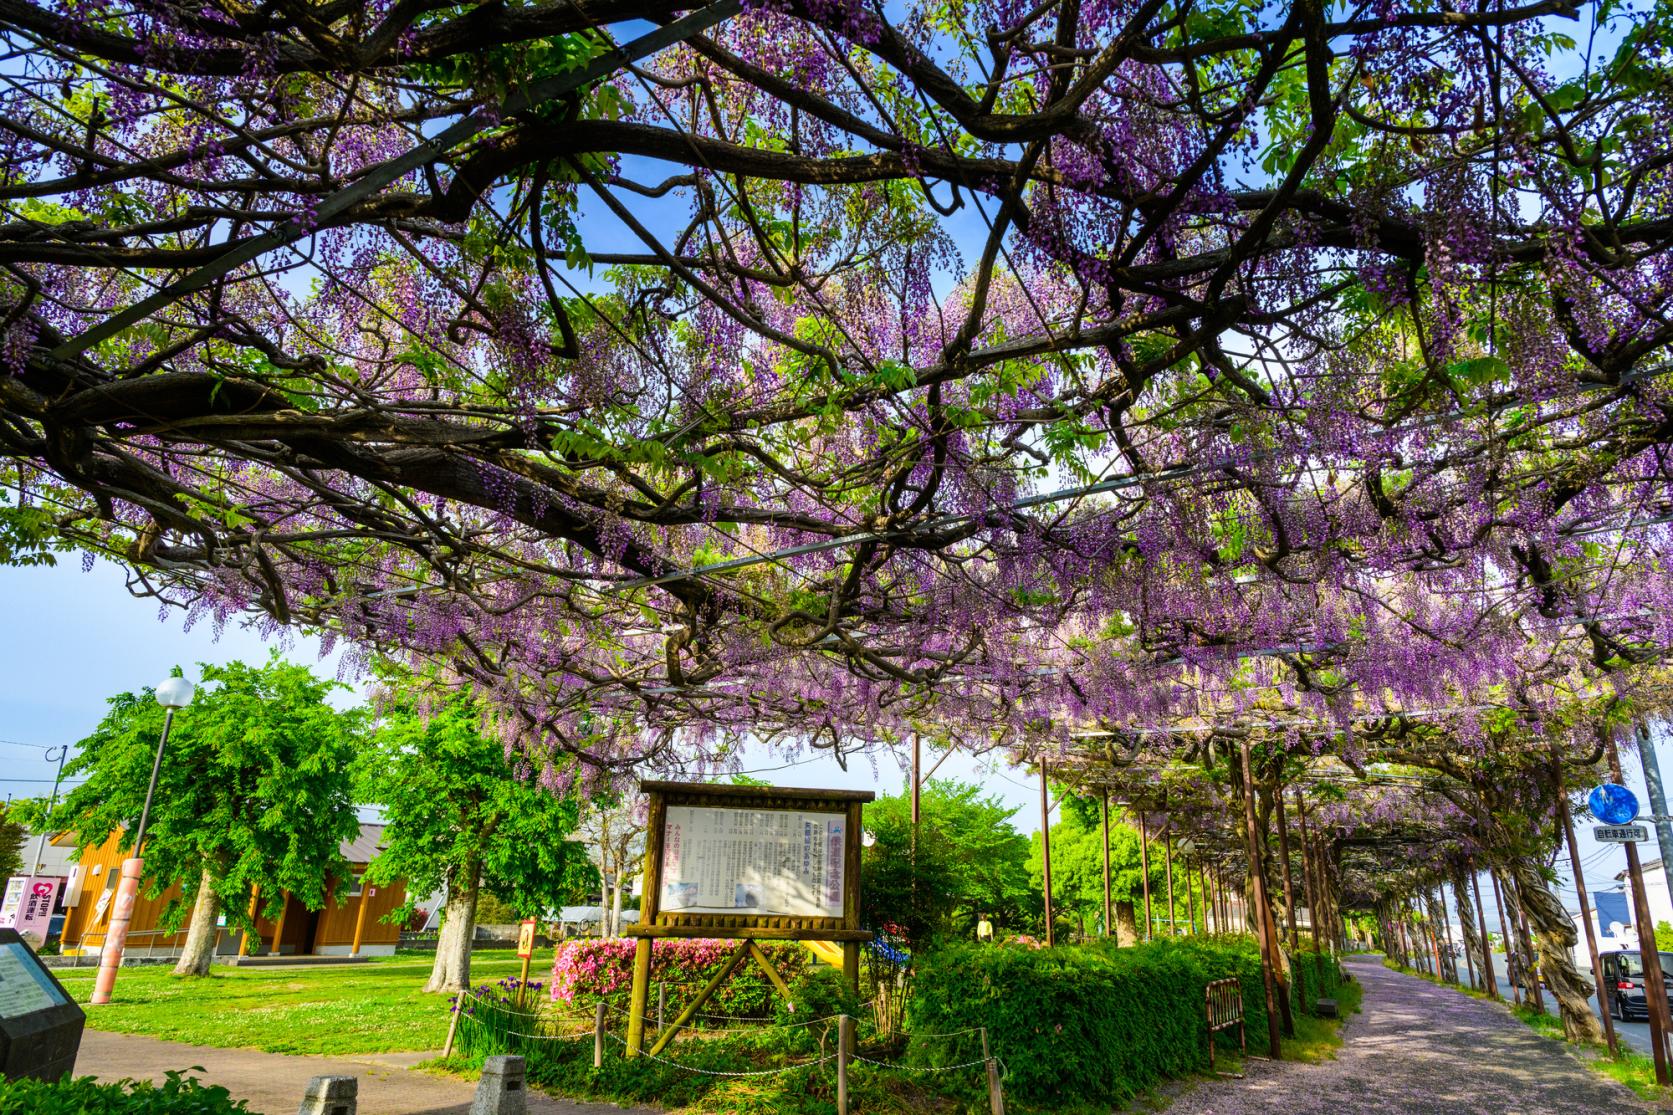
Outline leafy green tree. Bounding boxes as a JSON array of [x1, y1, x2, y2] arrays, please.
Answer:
[[359, 680, 597, 993], [1027, 796, 1176, 942], [53, 657, 364, 975], [0, 804, 25, 880], [860, 779, 1034, 945], [1656, 921, 1673, 952]]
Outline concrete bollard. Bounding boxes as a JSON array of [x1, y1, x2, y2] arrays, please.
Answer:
[[471, 1054, 527, 1115], [297, 1075, 356, 1115]]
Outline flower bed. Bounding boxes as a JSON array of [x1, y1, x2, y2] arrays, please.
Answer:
[[550, 937, 811, 1020]]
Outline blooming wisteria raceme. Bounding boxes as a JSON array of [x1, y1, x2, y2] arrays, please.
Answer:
[[0, 0, 1670, 779]]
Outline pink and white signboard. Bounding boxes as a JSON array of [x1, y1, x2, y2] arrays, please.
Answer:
[[0, 876, 63, 944]]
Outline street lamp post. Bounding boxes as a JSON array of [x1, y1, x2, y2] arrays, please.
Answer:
[[90, 675, 193, 1005]]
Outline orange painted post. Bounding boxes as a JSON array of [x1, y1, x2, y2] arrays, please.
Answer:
[[89, 856, 143, 1005], [351, 880, 372, 957]]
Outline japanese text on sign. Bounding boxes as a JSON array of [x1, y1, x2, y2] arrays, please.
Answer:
[[659, 807, 846, 917]]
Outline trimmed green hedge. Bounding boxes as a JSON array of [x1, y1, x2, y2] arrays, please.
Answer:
[[0, 1071, 251, 1114], [906, 935, 1336, 1107]]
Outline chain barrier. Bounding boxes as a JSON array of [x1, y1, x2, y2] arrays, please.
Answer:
[[603, 1031, 836, 1077], [850, 1054, 992, 1074]]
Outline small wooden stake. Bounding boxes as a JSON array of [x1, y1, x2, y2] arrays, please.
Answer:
[[982, 1027, 1005, 1115], [836, 1014, 853, 1115], [442, 999, 462, 1059], [657, 982, 666, 1032], [594, 1002, 607, 1069]]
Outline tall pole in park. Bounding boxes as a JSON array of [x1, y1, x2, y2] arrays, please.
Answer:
[[1100, 791, 1112, 939], [27, 745, 70, 874], [1238, 737, 1282, 1059], [1636, 724, 1673, 902], [1039, 758, 1054, 948], [1559, 793, 1617, 1056], [92, 675, 194, 1005], [1608, 726, 1673, 1082], [1138, 812, 1152, 941]]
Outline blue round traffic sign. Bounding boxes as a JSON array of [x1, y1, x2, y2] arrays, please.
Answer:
[[1590, 783, 1641, 825]]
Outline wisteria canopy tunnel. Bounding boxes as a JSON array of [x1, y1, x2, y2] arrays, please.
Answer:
[[2, 0, 1672, 1037]]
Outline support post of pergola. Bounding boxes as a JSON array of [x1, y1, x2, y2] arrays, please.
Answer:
[[1138, 812, 1152, 941], [1100, 791, 1112, 939], [1040, 757, 1054, 948], [1237, 737, 1282, 1059], [1559, 793, 1617, 1056]]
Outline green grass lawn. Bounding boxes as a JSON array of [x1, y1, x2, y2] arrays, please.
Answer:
[[57, 952, 533, 1056]]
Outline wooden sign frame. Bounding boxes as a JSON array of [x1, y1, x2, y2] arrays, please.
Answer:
[[623, 781, 874, 1056]]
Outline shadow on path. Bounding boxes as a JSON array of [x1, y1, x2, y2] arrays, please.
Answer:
[[1162, 955, 1650, 1114], [80, 1029, 655, 1115]]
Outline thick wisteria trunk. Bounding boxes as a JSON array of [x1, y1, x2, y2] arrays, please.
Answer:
[[1424, 890, 1458, 984], [172, 868, 220, 977], [1509, 860, 1603, 1044], [426, 863, 481, 994], [1452, 872, 1486, 990], [1115, 900, 1138, 946]]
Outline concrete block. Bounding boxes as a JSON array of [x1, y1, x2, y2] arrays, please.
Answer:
[[1314, 998, 1339, 1018], [471, 1054, 527, 1115], [297, 1074, 356, 1115]]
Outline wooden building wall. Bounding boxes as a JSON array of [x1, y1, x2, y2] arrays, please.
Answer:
[[59, 831, 406, 954]]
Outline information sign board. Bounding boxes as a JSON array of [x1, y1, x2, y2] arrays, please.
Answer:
[[0, 928, 83, 1082], [0, 877, 61, 945], [1596, 824, 1650, 844]]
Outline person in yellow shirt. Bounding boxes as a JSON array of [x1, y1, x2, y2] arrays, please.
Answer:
[[976, 915, 994, 943]]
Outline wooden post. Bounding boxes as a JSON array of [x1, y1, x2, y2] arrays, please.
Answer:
[[268, 891, 290, 957], [1100, 792, 1112, 939], [443, 999, 462, 1059], [1163, 825, 1176, 937], [842, 940, 860, 996], [837, 1013, 853, 1115], [625, 937, 653, 1057], [982, 1027, 1005, 1115], [1040, 758, 1054, 947], [650, 939, 751, 1057], [1274, 790, 1305, 1008], [350, 874, 373, 958], [1511, 877, 1544, 1012], [1608, 727, 1673, 1082], [1559, 793, 1617, 1055], [238, 883, 260, 958], [1138, 813, 1152, 941], [1186, 859, 1197, 935], [1470, 868, 1500, 1000], [594, 1002, 607, 1069], [1237, 737, 1282, 1059], [657, 982, 666, 1032]]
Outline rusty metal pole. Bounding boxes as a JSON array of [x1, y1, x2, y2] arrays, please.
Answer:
[[1275, 791, 1305, 1008], [1470, 868, 1500, 1000], [1100, 791, 1112, 939], [1138, 812, 1152, 941], [1559, 794, 1618, 1056], [1163, 825, 1177, 937], [1608, 728, 1672, 1082], [1040, 757, 1054, 948], [1238, 737, 1283, 1059]]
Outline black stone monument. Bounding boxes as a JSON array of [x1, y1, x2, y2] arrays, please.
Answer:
[[0, 927, 83, 1082]]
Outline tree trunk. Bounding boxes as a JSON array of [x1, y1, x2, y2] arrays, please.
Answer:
[[1424, 890, 1458, 984], [426, 867, 480, 994], [1452, 871, 1487, 990], [172, 868, 221, 977], [1115, 900, 1138, 946], [1508, 859, 1603, 1044]]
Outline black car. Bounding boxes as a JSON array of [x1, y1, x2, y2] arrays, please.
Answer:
[[1601, 950, 1673, 1021]]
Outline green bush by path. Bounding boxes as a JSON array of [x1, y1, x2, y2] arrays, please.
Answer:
[[0, 1071, 251, 1114], [905, 935, 1337, 1108]]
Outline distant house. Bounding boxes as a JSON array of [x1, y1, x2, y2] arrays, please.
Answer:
[[56, 822, 409, 959]]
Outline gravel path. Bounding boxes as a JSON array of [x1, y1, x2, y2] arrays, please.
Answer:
[[1164, 955, 1653, 1114], [79, 1030, 654, 1115]]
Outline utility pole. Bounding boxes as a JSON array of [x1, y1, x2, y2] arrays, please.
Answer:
[[1637, 724, 1673, 902], [1607, 726, 1673, 1083], [28, 745, 69, 874]]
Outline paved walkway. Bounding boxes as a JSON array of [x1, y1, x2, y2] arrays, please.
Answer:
[[79, 1030, 654, 1115], [1165, 956, 1653, 1114]]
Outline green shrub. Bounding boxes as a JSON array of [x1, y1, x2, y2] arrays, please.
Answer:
[[0, 1070, 251, 1114], [905, 935, 1282, 1107]]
